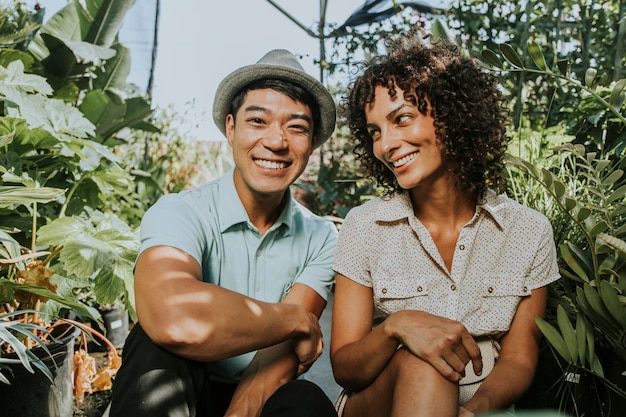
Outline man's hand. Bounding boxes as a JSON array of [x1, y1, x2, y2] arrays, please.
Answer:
[[386, 310, 482, 383], [291, 310, 323, 375]]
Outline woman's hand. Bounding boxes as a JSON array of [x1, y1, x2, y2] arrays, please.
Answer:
[[384, 310, 483, 383]]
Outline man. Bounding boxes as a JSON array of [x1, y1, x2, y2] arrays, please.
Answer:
[[109, 49, 338, 417]]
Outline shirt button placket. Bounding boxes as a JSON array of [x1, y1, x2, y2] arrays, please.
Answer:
[[255, 247, 263, 295]]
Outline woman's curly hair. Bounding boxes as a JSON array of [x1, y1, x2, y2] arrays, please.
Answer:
[[347, 33, 511, 203]]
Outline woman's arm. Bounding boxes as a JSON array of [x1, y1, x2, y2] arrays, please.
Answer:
[[330, 274, 482, 391], [461, 286, 548, 415]]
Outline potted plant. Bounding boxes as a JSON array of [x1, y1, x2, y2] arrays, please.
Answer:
[[483, 41, 626, 416]]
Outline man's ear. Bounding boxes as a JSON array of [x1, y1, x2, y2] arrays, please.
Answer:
[[225, 114, 235, 146]]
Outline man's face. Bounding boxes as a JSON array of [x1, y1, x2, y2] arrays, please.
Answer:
[[226, 88, 315, 201]]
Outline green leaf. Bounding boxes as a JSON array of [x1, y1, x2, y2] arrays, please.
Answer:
[[481, 49, 503, 69], [0, 185, 65, 208], [0, 60, 53, 96], [610, 79, 626, 106], [575, 314, 587, 365], [599, 280, 626, 328], [585, 317, 596, 367], [588, 221, 608, 237], [599, 233, 626, 254], [557, 59, 570, 77], [607, 184, 626, 203], [590, 351, 605, 377], [499, 44, 524, 68], [527, 41, 547, 70], [431, 18, 454, 43], [0, 278, 96, 320], [559, 243, 589, 282], [585, 68, 598, 88], [603, 170, 624, 187], [92, 43, 130, 91], [557, 305, 578, 364], [541, 168, 553, 188], [583, 284, 619, 330], [576, 207, 591, 222], [536, 316, 572, 363], [553, 181, 566, 199], [564, 197, 577, 211]]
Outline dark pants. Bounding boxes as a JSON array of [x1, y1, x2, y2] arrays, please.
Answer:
[[109, 324, 337, 417]]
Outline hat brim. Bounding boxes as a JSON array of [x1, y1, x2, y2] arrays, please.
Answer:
[[212, 64, 336, 148]]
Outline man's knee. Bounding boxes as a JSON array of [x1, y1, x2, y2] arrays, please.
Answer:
[[260, 380, 337, 417]]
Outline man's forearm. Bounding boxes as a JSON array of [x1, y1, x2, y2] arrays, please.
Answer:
[[225, 342, 299, 417], [141, 281, 316, 362]]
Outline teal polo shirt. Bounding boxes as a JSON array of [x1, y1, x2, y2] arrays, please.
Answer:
[[139, 169, 338, 382]]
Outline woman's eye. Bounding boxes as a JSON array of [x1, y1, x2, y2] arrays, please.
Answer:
[[396, 114, 411, 124], [368, 129, 380, 141]]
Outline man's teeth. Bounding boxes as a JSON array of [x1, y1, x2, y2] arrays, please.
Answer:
[[393, 153, 417, 167], [255, 159, 288, 169]]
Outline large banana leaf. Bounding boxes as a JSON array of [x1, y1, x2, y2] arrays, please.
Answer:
[[28, 0, 136, 85]]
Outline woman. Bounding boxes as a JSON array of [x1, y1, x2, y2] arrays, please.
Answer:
[[330, 34, 560, 417]]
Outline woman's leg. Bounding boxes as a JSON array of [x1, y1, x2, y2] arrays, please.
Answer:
[[343, 348, 459, 417]]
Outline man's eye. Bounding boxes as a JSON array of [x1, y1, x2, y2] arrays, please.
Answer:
[[289, 125, 310, 134]]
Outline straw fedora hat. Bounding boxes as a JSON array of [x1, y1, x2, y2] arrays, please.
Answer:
[[212, 49, 336, 147]]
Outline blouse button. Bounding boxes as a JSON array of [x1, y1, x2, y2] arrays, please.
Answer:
[[459, 244, 465, 250], [382, 288, 388, 294], [417, 286, 423, 292], [523, 286, 528, 292], [487, 286, 494, 293], [450, 284, 456, 291]]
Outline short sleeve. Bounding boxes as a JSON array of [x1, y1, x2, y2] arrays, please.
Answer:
[[527, 218, 561, 290], [139, 194, 208, 265], [332, 205, 373, 288], [293, 219, 338, 301]]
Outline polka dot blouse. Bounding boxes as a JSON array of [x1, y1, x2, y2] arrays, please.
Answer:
[[332, 189, 560, 337]]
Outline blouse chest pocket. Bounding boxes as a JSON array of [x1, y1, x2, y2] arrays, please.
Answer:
[[477, 276, 531, 332], [373, 277, 430, 318]]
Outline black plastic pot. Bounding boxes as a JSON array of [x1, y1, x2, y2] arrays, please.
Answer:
[[98, 306, 129, 349], [0, 323, 80, 417]]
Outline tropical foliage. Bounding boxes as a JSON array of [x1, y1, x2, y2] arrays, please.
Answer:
[[483, 40, 626, 416], [0, 0, 153, 383]]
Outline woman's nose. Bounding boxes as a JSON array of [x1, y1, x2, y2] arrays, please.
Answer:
[[378, 127, 400, 155]]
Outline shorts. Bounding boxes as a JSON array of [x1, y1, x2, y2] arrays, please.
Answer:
[[333, 337, 500, 416]]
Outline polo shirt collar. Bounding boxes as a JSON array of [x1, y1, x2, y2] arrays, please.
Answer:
[[217, 169, 293, 234]]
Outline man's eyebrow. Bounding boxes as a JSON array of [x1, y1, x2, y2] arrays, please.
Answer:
[[289, 113, 312, 125], [243, 105, 268, 113]]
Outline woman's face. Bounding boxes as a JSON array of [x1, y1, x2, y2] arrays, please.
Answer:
[[365, 85, 447, 191]]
